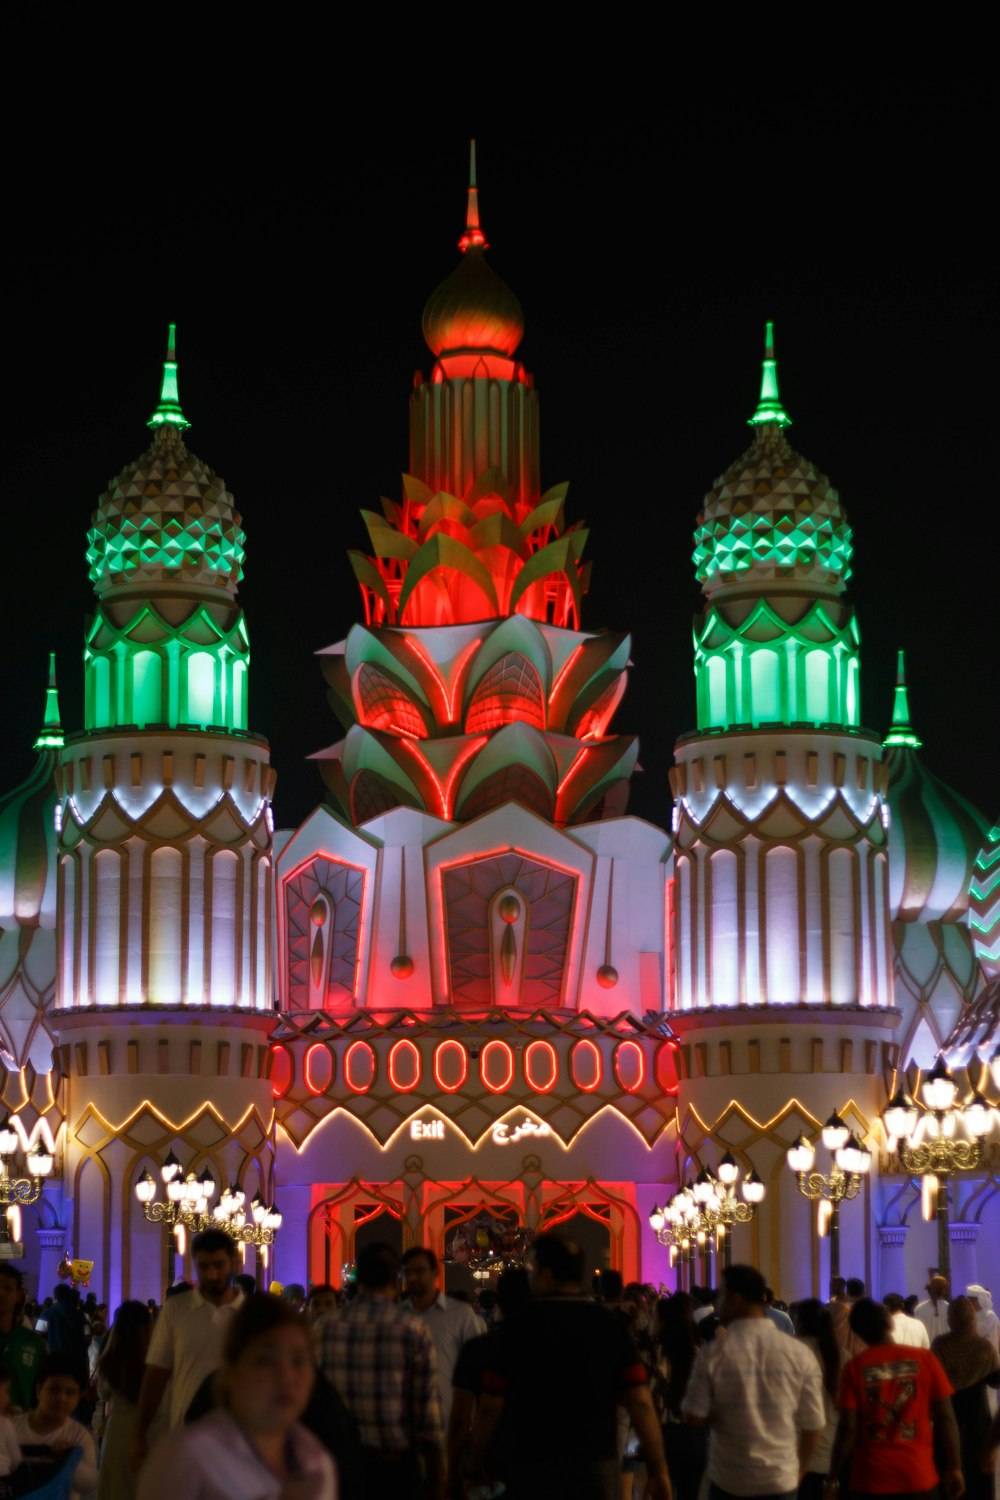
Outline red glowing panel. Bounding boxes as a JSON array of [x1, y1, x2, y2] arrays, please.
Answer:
[[613, 1041, 645, 1094], [480, 1040, 515, 1094], [304, 1043, 334, 1096], [269, 1044, 293, 1099], [664, 876, 677, 1009], [344, 1040, 376, 1094], [524, 1040, 558, 1093], [433, 1040, 469, 1094], [388, 1039, 421, 1093], [570, 1038, 602, 1093]]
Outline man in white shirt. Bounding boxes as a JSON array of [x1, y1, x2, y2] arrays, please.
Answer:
[[129, 1227, 245, 1471], [913, 1274, 950, 1341], [683, 1263, 826, 1499], [401, 1246, 484, 1425], [967, 1284, 1000, 1353], [883, 1292, 929, 1347]]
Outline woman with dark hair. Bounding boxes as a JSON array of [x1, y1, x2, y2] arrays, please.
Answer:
[[794, 1298, 844, 1500], [648, 1294, 706, 1500], [931, 1295, 1000, 1500], [96, 1301, 151, 1500], [137, 1294, 335, 1499]]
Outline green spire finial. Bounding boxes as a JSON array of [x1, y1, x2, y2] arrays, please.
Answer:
[[884, 648, 922, 749], [148, 323, 191, 430], [33, 652, 64, 751], [749, 321, 792, 428]]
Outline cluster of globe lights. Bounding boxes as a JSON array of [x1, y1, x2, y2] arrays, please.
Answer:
[[134, 1152, 282, 1245], [785, 1112, 872, 1186], [649, 1153, 766, 1259], [0, 1117, 54, 1224], [881, 1054, 996, 1174]]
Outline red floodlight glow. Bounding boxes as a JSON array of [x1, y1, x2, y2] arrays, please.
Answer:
[[570, 1038, 602, 1092], [388, 1039, 421, 1092], [434, 1039, 469, 1093], [480, 1039, 515, 1093], [304, 1043, 334, 1096], [613, 1040, 645, 1093], [344, 1040, 376, 1093], [524, 1039, 558, 1092]]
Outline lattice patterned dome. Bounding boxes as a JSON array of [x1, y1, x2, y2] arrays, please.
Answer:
[[693, 326, 853, 597], [87, 423, 245, 597]]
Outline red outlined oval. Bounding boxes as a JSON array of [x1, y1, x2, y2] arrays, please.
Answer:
[[524, 1040, 558, 1093], [433, 1039, 469, 1094], [344, 1040, 376, 1093], [269, 1044, 293, 1098], [304, 1043, 334, 1096], [613, 1039, 645, 1093], [654, 1039, 679, 1096], [480, 1040, 515, 1094], [388, 1039, 421, 1093], [570, 1038, 602, 1092]]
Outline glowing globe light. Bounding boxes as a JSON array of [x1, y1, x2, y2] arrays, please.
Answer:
[[786, 1135, 816, 1174], [920, 1056, 958, 1113], [834, 1134, 871, 1176], [883, 1090, 919, 1141], [821, 1113, 850, 1152], [741, 1169, 766, 1204]]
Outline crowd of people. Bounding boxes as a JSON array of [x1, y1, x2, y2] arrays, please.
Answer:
[[0, 1238, 996, 1500]]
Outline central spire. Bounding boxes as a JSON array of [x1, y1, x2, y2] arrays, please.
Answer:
[[33, 652, 63, 751], [884, 648, 923, 749], [458, 139, 488, 252], [749, 321, 792, 428], [148, 323, 190, 430]]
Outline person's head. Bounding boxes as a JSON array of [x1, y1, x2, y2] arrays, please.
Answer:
[[98, 1301, 152, 1402], [0, 1265, 23, 1323], [235, 1273, 257, 1299], [306, 1284, 338, 1323], [883, 1292, 905, 1314], [598, 1268, 623, 1302], [401, 1247, 439, 1304], [926, 1274, 949, 1302], [966, 1284, 989, 1311], [721, 1265, 767, 1323], [477, 1289, 498, 1316], [281, 1283, 306, 1310], [903, 1294, 918, 1315], [496, 1266, 532, 1320], [829, 1276, 846, 1301], [692, 1285, 716, 1310], [191, 1229, 237, 1303], [216, 1295, 315, 1435], [355, 1242, 399, 1294], [529, 1234, 585, 1294], [849, 1297, 892, 1348], [34, 1353, 85, 1423], [947, 1295, 976, 1335], [846, 1277, 865, 1300]]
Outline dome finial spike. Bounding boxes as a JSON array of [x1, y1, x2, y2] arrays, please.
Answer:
[[749, 320, 792, 428], [148, 322, 191, 431], [33, 651, 64, 751], [458, 139, 489, 253], [884, 647, 922, 749]]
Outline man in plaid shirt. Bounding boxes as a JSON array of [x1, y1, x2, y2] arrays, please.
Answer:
[[315, 1241, 445, 1500]]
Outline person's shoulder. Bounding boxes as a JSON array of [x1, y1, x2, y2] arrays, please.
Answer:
[[8, 1323, 44, 1352]]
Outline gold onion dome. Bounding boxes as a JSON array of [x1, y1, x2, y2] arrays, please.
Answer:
[[86, 327, 245, 599], [694, 325, 852, 596], [421, 142, 524, 358]]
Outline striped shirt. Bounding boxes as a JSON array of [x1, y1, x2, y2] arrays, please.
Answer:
[[314, 1293, 444, 1453], [682, 1317, 826, 1496]]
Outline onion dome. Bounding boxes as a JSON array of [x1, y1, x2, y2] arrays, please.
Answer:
[[693, 325, 853, 598], [421, 142, 524, 359], [0, 654, 62, 930], [884, 650, 989, 922], [86, 326, 245, 599]]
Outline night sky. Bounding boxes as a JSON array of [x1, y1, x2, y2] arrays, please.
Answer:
[[5, 98, 996, 833]]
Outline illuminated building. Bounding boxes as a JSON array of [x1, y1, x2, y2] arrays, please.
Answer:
[[0, 152, 995, 1302]]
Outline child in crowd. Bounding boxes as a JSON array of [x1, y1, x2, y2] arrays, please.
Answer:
[[0, 1365, 22, 1499], [11, 1353, 98, 1500]]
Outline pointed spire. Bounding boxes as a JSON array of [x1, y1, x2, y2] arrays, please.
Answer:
[[457, 139, 489, 253], [33, 652, 64, 751], [884, 648, 922, 749], [148, 323, 191, 430], [748, 321, 792, 428]]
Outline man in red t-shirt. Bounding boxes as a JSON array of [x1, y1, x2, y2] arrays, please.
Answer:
[[826, 1298, 963, 1500]]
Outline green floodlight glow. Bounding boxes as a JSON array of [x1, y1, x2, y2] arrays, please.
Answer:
[[148, 323, 191, 430], [883, 647, 922, 749], [692, 511, 853, 584], [748, 321, 792, 428], [32, 651, 64, 750]]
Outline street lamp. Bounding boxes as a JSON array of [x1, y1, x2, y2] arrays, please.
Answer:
[[650, 1154, 766, 1279], [785, 1114, 871, 1280], [880, 1055, 994, 1283], [0, 1117, 54, 1259], [134, 1158, 282, 1249]]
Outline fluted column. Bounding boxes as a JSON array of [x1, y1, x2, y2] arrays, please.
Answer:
[[877, 1224, 908, 1297]]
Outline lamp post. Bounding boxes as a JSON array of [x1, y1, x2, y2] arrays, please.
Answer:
[[785, 1114, 871, 1281], [881, 1055, 993, 1284], [0, 1117, 54, 1259], [134, 1155, 282, 1250], [650, 1154, 765, 1280]]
